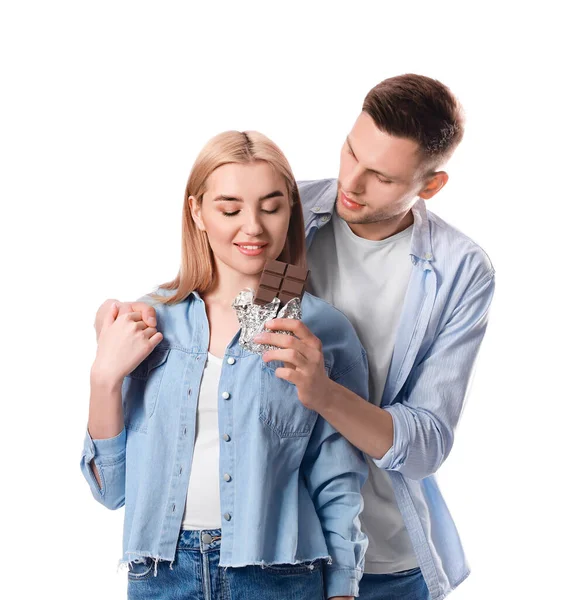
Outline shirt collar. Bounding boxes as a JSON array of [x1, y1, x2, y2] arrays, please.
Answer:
[[410, 198, 434, 262]]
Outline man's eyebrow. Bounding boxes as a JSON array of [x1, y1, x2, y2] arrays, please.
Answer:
[[213, 190, 285, 202], [346, 136, 400, 182]]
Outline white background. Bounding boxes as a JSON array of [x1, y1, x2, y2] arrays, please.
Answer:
[[1, 1, 583, 598]]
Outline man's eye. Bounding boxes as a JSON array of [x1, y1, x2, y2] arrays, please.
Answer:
[[376, 177, 392, 184], [262, 209, 279, 214], [223, 210, 240, 217]]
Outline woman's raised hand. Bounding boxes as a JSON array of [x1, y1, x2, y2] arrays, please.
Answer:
[[94, 298, 157, 341], [92, 302, 163, 386]]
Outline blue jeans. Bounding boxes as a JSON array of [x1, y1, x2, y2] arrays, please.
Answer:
[[127, 529, 326, 600], [358, 568, 430, 600]]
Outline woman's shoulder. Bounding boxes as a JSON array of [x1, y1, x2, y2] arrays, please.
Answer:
[[301, 292, 365, 367], [301, 292, 353, 328], [136, 287, 191, 311], [135, 288, 200, 348]]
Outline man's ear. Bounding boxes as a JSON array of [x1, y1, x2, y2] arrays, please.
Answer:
[[418, 172, 449, 200], [188, 195, 206, 231]]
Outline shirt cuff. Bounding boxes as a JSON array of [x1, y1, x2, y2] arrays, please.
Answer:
[[84, 427, 126, 463], [371, 405, 405, 472], [324, 567, 361, 598]]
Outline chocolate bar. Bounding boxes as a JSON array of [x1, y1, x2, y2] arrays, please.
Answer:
[[254, 259, 310, 306]]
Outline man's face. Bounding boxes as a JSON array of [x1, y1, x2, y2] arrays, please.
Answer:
[[337, 111, 430, 226]]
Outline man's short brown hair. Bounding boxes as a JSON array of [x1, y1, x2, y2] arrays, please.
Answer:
[[363, 74, 465, 169]]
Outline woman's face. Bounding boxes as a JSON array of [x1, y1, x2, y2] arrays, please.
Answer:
[[189, 161, 291, 278]]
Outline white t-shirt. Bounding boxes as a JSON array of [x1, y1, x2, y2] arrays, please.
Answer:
[[308, 209, 418, 573], [181, 353, 223, 530]]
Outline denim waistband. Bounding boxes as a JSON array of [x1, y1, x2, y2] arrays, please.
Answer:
[[178, 529, 222, 552]]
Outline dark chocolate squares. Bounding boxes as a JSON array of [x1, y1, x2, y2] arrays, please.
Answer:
[[254, 259, 310, 306]]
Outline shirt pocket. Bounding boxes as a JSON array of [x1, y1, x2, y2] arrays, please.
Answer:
[[259, 361, 319, 438], [122, 346, 171, 433]]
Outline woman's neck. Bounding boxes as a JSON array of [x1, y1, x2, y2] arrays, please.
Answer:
[[203, 262, 260, 357], [202, 262, 261, 308]]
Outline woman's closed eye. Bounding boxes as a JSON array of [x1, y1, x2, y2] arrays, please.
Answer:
[[222, 208, 279, 217]]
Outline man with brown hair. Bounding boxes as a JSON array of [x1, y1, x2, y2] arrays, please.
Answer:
[[96, 74, 494, 599]]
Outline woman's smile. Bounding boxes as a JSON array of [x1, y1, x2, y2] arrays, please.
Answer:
[[233, 242, 268, 256]]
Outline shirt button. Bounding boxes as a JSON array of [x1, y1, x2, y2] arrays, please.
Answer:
[[224, 512, 232, 521], [223, 433, 231, 442], [179, 467, 183, 475], [183, 427, 188, 436], [222, 391, 231, 400], [223, 473, 232, 482], [314, 206, 321, 212], [320, 215, 330, 223], [171, 504, 176, 513], [227, 357, 236, 365], [188, 388, 192, 396], [424, 252, 433, 260], [201, 533, 213, 544]]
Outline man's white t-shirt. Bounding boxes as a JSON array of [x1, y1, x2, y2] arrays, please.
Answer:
[[181, 353, 223, 530], [308, 208, 419, 573]]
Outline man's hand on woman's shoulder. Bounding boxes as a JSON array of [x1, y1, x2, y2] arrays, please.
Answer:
[[94, 299, 157, 341]]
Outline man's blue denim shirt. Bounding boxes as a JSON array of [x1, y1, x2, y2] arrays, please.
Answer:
[[81, 290, 370, 598], [301, 179, 495, 600]]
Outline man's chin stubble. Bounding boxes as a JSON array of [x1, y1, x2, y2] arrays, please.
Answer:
[[336, 201, 393, 226]]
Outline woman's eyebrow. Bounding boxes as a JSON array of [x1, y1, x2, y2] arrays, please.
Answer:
[[213, 190, 285, 202], [259, 190, 284, 201], [213, 194, 242, 202]]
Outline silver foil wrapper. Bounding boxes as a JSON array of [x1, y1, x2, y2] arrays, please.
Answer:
[[233, 289, 302, 355]]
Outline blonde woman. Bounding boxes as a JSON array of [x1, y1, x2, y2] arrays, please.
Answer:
[[81, 131, 369, 600]]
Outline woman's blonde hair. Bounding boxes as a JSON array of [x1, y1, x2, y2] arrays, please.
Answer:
[[153, 130, 306, 305]]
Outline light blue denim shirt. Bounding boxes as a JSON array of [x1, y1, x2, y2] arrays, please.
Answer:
[[300, 179, 495, 600], [80, 290, 369, 598]]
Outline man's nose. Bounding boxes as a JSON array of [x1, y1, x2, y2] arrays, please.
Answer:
[[343, 164, 365, 194]]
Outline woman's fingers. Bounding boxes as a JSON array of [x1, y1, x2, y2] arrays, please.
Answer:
[[142, 327, 160, 339], [94, 298, 120, 340], [110, 310, 163, 345], [149, 332, 164, 347], [116, 301, 138, 316], [123, 312, 144, 322], [130, 302, 157, 328], [100, 301, 119, 332]]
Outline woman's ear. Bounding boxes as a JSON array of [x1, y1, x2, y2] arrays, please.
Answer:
[[188, 195, 206, 232]]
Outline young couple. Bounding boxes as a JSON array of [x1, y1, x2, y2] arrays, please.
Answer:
[[81, 74, 495, 600]]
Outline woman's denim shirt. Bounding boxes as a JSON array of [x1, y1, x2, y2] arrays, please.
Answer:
[[80, 289, 369, 598]]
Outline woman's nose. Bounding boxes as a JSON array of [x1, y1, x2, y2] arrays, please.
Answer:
[[241, 211, 264, 237]]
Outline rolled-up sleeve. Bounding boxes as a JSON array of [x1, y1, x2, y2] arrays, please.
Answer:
[[374, 270, 495, 480], [80, 427, 126, 510]]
